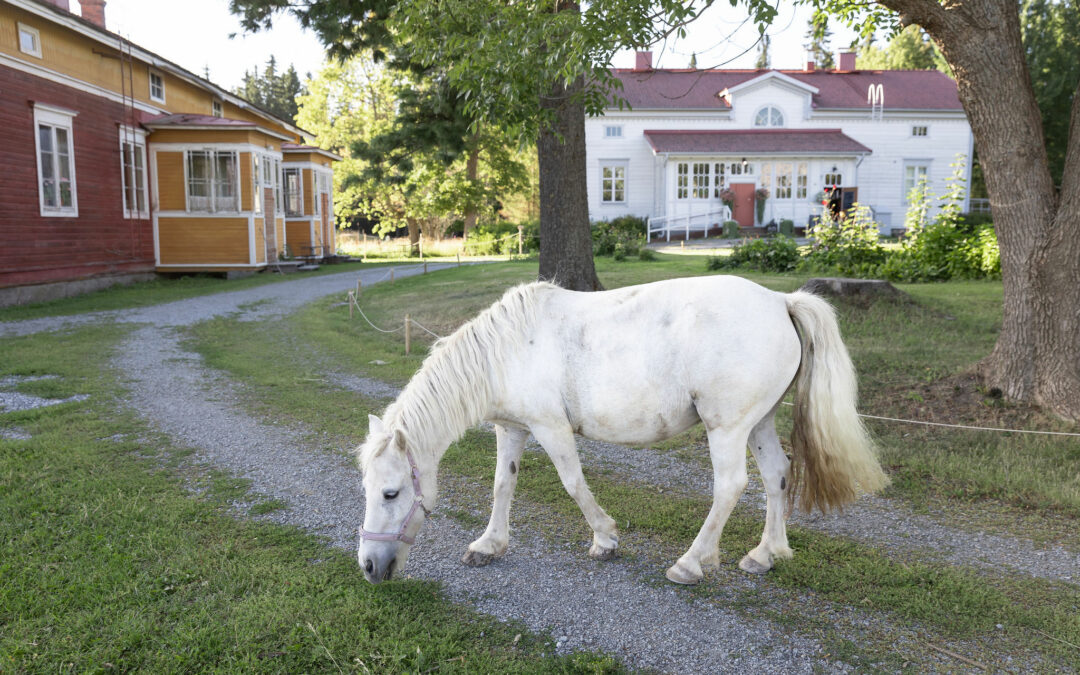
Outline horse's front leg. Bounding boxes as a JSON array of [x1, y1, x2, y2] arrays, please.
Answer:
[[531, 423, 618, 560], [462, 424, 528, 567]]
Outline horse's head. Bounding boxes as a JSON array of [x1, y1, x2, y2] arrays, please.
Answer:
[[357, 414, 433, 584]]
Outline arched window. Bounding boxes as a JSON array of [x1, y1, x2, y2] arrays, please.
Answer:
[[753, 105, 784, 127]]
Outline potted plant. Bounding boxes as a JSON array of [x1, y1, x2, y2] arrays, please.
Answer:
[[718, 187, 736, 215], [754, 187, 770, 224]]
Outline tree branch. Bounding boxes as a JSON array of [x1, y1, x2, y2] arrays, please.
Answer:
[[874, 0, 953, 35]]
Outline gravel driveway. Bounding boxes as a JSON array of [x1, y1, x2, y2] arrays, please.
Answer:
[[3, 265, 1074, 673]]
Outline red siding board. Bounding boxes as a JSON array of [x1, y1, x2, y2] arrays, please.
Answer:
[[0, 66, 155, 288]]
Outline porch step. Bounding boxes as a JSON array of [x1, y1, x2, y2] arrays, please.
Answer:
[[297, 264, 320, 272]]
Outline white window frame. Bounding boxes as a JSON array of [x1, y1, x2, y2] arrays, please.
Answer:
[[796, 162, 808, 199], [753, 105, 785, 128], [912, 125, 928, 137], [773, 161, 794, 200], [603, 125, 623, 138], [149, 69, 166, 103], [252, 155, 262, 215], [274, 159, 283, 213], [33, 104, 78, 217], [824, 171, 843, 187], [184, 149, 240, 213], [283, 167, 303, 216], [903, 161, 931, 203], [18, 23, 42, 58], [118, 126, 149, 219], [212, 100, 224, 118], [599, 160, 627, 204]]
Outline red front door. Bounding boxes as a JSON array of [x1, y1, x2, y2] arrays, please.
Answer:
[[732, 183, 755, 227]]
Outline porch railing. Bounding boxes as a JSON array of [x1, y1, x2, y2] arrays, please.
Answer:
[[646, 207, 732, 243]]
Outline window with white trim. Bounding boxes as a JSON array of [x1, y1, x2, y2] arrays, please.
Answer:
[[903, 162, 930, 203], [912, 125, 928, 137], [186, 150, 239, 212], [252, 156, 262, 215], [149, 70, 165, 103], [796, 162, 808, 199], [212, 100, 223, 118], [691, 162, 710, 199], [600, 162, 626, 203], [284, 167, 303, 216], [676, 163, 689, 199], [824, 171, 843, 187], [18, 23, 42, 58], [34, 105, 78, 217], [274, 160, 283, 212], [753, 105, 784, 127], [773, 162, 793, 199], [603, 125, 623, 138], [119, 128, 148, 218], [712, 162, 726, 197]]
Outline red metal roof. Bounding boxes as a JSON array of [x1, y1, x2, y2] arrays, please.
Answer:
[[611, 68, 962, 111], [643, 129, 872, 155]]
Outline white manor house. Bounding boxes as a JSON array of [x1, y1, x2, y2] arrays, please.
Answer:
[[585, 51, 974, 238]]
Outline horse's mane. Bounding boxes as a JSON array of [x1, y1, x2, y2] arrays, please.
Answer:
[[359, 281, 554, 469]]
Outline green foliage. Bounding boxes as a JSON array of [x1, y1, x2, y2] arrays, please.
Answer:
[[464, 221, 538, 256], [592, 216, 646, 257], [805, 16, 835, 69], [709, 235, 801, 273], [882, 157, 1001, 282], [855, 26, 948, 73], [802, 206, 887, 276], [234, 56, 304, 122], [1020, 0, 1080, 187], [722, 220, 740, 238], [779, 219, 794, 236]]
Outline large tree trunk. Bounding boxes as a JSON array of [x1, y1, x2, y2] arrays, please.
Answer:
[[537, 74, 602, 291], [896, 0, 1080, 420], [405, 217, 421, 257]]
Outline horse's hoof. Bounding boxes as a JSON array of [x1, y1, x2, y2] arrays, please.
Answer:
[[589, 544, 617, 561], [665, 561, 702, 585], [738, 554, 772, 575], [461, 550, 496, 567]]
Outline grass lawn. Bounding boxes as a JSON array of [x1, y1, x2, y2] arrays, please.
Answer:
[[0, 325, 619, 673], [180, 255, 1078, 669]]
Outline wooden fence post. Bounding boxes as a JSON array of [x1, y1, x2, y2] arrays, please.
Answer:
[[457, 253, 461, 267], [424, 261, 428, 274], [356, 278, 362, 297], [404, 314, 412, 355], [390, 268, 395, 284], [348, 291, 354, 319]]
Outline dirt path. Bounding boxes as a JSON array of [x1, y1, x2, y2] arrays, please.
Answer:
[[3, 266, 1072, 673]]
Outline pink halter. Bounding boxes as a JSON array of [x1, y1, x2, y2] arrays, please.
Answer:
[[359, 448, 430, 545]]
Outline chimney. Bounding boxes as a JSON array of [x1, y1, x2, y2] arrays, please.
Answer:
[[838, 51, 856, 71], [81, 0, 106, 29], [806, 60, 815, 72], [43, 0, 71, 10], [635, 51, 653, 71]]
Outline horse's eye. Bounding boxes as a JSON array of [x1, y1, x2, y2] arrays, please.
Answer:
[[383, 489, 399, 501]]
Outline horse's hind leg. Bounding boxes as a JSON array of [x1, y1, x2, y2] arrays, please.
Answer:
[[667, 424, 751, 585], [531, 423, 619, 559], [463, 424, 528, 567], [741, 412, 794, 574]]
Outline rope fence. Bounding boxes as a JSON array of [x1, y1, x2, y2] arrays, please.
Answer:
[[345, 267, 1080, 439]]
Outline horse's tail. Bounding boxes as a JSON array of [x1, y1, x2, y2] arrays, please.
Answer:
[[785, 291, 889, 513]]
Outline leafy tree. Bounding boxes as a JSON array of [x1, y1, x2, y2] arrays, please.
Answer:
[[296, 57, 528, 250], [813, 0, 1080, 421], [855, 26, 946, 72], [230, 0, 777, 290], [235, 56, 305, 122], [1021, 0, 1080, 188], [804, 15, 835, 69], [755, 33, 771, 69]]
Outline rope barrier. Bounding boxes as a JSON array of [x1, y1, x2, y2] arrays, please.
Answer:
[[779, 401, 1080, 438]]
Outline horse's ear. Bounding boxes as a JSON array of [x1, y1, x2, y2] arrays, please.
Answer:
[[393, 428, 407, 452], [368, 414, 384, 435]]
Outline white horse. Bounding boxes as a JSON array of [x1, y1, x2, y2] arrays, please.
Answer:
[[357, 275, 888, 585]]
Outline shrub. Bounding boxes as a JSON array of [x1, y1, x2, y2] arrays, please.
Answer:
[[467, 221, 538, 256], [779, 219, 794, 237], [722, 220, 740, 238], [709, 235, 800, 273], [801, 205, 887, 277], [638, 247, 658, 261], [592, 216, 646, 257]]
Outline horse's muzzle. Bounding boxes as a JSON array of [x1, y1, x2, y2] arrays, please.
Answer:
[[361, 551, 396, 584]]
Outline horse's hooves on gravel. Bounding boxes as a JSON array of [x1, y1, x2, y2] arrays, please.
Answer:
[[461, 550, 496, 567], [589, 545, 617, 561], [738, 554, 772, 575], [665, 561, 702, 585]]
